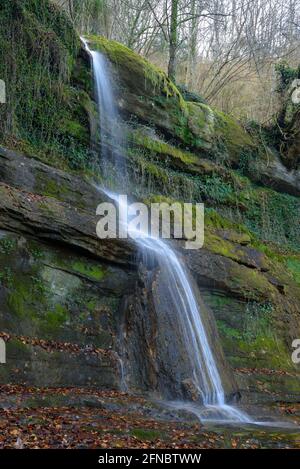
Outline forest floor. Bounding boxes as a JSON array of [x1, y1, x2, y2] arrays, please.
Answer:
[[0, 385, 299, 449]]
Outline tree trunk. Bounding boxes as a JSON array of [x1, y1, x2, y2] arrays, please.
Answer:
[[167, 0, 179, 83]]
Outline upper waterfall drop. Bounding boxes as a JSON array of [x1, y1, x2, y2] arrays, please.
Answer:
[[81, 37, 252, 424], [81, 37, 126, 187]]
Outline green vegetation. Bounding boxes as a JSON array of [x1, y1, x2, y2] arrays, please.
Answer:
[[71, 261, 106, 281], [126, 129, 300, 252], [44, 304, 70, 330], [286, 257, 300, 285], [0, 0, 95, 171], [0, 238, 17, 255], [217, 301, 293, 370], [213, 110, 254, 159], [275, 62, 300, 94], [0, 267, 14, 289], [129, 130, 200, 166], [0, 3, 298, 399]]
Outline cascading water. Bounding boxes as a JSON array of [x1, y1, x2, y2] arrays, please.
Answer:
[[82, 38, 126, 186], [82, 37, 251, 423]]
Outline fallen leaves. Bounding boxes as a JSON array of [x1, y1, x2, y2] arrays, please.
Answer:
[[0, 385, 299, 449], [0, 331, 116, 361], [236, 367, 296, 377]]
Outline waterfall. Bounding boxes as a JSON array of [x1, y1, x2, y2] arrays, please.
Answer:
[[84, 41, 126, 187], [82, 37, 251, 423]]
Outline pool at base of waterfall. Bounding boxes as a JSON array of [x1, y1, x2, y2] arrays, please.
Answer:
[[162, 400, 299, 430]]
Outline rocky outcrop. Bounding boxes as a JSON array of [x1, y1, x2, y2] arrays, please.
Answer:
[[182, 240, 300, 400], [253, 150, 300, 197], [0, 182, 134, 266], [87, 37, 254, 160], [0, 147, 136, 388], [0, 147, 241, 397], [0, 145, 299, 401], [0, 227, 136, 388], [121, 264, 239, 402], [0, 147, 134, 265], [87, 36, 300, 197]]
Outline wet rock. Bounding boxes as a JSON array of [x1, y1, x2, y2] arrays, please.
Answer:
[[181, 378, 202, 401], [120, 263, 239, 402], [0, 181, 134, 266], [0, 146, 103, 211]]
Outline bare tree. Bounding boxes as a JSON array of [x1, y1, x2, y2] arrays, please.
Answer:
[[52, 0, 300, 119]]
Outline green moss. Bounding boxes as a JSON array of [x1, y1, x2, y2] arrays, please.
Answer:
[[286, 258, 300, 285], [87, 35, 187, 112], [6, 269, 48, 320], [204, 232, 240, 261], [7, 279, 29, 318], [217, 320, 243, 340], [236, 334, 292, 370], [205, 208, 251, 235], [213, 110, 254, 158], [186, 102, 215, 148], [130, 130, 199, 166], [230, 264, 276, 301], [71, 261, 106, 281], [217, 301, 293, 370], [60, 119, 88, 142], [43, 180, 61, 197], [86, 300, 97, 312], [44, 304, 69, 329]]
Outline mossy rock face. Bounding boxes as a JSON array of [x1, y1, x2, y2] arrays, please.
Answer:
[[213, 110, 255, 162], [128, 127, 232, 180], [0, 146, 103, 211], [87, 36, 189, 144], [124, 130, 300, 251], [186, 103, 215, 150], [201, 291, 300, 402], [87, 36, 186, 106], [87, 35, 300, 198], [86, 35, 254, 163], [0, 230, 135, 350], [183, 224, 300, 382], [204, 231, 270, 271], [236, 369, 300, 403], [202, 292, 289, 369]]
